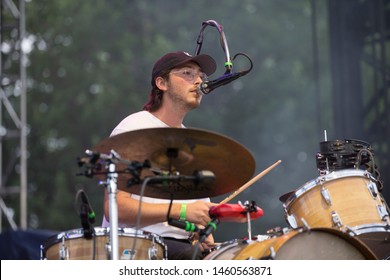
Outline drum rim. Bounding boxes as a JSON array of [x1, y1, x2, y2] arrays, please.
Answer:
[[205, 239, 249, 260], [283, 169, 376, 210], [205, 228, 378, 260], [349, 223, 390, 235]]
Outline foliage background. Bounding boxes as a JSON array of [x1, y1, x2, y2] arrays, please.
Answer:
[[5, 0, 335, 242]]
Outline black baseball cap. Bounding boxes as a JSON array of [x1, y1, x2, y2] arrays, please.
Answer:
[[151, 51, 217, 86]]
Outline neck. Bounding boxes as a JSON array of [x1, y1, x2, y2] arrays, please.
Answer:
[[150, 109, 186, 128]]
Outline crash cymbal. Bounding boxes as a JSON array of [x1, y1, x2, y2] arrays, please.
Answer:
[[92, 127, 255, 199]]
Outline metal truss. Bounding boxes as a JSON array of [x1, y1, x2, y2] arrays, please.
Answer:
[[0, 0, 27, 231]]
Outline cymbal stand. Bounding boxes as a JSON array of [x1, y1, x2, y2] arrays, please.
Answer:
[[101, 156, 152, 260], [240, 200, 258, 241], [80, 149, 121, 260], [105, 160, 119, 260], [246, 212, 252, 240]]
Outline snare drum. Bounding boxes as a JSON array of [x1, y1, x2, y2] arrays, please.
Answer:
[[204, 228, 377, 260], [42, 227, 167, 260], [283, 169, 390, 233]]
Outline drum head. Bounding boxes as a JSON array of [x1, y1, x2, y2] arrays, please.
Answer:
[[275, 228, 377, 260]]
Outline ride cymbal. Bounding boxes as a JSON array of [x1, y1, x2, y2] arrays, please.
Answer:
[[92, 127, 255, 199]]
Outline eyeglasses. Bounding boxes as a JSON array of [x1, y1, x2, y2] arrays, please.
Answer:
[[170, 68, 208, 83]]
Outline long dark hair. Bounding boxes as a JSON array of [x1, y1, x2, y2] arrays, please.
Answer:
[[142, 71, 170, 112]]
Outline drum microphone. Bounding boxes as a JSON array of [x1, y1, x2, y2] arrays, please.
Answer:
[[78, 189, 96, 239], [168, 218, 198, 232], [148, 170, 216, 185], [197, 71, 247, 95], [199, 218, 220, 243], [80, 203, 95, 239], [80, 190, 96, 224], [197, 52, 253, 95]]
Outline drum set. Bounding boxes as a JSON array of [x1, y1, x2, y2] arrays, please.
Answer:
[[40, 128, 390, 260]]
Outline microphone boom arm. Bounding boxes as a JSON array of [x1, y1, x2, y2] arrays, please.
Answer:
[[194, 20, 232, 73], [194, 19, 253, 94], [198, 53, 253, 95]]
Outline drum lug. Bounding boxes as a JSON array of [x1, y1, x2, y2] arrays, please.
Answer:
[[331, 211, 342, 228], [59, 237, 69, 260], [148, 239, 158, 260], [105, 242, 112, 259], [259, 246, 276, 260], [59, 246, 69, 260], [377, 205, 389, 221], [40, 245, 45, 260], [286, 214, 298, 229], [321, 187, 332, 205], [148, 247, 158, 260], [300, 217, 311, 231], [367, 181, 379, 199], [268, 246, 276, 259]]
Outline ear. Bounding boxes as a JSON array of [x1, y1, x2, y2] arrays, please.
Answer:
[[155, 77, 168, 91]]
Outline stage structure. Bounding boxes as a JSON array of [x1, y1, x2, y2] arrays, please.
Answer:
[[0, 0, 27, 231], [328, 0, 390, 202]]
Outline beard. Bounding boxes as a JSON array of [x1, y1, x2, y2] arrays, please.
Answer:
[[166, 84, 202, 111]]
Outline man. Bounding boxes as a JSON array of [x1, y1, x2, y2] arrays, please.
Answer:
[[102, 51, 218, 259]]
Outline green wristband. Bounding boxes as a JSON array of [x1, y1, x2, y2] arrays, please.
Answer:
[[179, 204, 187, 221]]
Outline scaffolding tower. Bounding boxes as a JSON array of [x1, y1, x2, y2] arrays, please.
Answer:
[[0, 0, 27, 231]]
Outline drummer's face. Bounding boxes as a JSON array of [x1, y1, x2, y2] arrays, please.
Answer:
[[166, 62, 204, 110]]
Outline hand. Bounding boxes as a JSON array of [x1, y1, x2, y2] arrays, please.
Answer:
[[185, 200, 217, 227], [190, 232, 215, 253], [199, 233, 215, 252]]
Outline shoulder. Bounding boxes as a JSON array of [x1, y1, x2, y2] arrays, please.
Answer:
[[110, 111, 168, 136], [121, 110, 152, 121]]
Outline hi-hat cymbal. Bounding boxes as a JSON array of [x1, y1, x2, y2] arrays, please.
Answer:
[[92, 127, 255, 199]]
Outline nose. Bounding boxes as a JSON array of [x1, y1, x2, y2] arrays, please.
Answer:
[[194, 74, 203, 84]]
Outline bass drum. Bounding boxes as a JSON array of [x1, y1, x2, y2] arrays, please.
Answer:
[[355, 228, 390, 260], [204, 228, 377, 260], [42, 227, 167, 260]]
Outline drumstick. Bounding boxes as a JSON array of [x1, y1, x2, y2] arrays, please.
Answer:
[[219, 160, 282, 204]]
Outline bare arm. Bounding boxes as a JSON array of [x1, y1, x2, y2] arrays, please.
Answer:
[[103, 189, 216, 227]]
